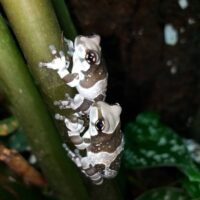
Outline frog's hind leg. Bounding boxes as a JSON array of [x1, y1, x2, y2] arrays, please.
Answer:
[[62, 143, 82, 168], [83, 166, 103, 185], [62, 144, 103, 185], [56, 112, 90, 150]]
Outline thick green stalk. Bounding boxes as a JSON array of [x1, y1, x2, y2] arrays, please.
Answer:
[[0, 0, 74, 113], [51, 0, 77, 40], [0, 16, 88, 200]]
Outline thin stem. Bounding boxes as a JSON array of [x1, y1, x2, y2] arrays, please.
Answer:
[[0, 15, 88, 200], [51, 0, 77, 40]]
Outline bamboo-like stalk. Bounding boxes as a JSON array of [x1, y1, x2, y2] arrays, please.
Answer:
[[0, 15, 88, 200], [0, 0, 74, 114], [51, 0, 77, 40]]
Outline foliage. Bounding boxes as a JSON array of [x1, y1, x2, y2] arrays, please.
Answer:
[[0, 116, 18, 136], [136, 187, 188, 200], [124, 112, 200, 199], [124, 112, 200, 181]]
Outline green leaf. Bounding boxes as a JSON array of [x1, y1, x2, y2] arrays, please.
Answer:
[[0, 120, 29, 152], [124, 112, 200, 182], [183, 178, 200, 199], [136, 187, 188, 200], [0, 116, 19, 136], [51, 0, 77, 40], [6, 130, 29, 152]]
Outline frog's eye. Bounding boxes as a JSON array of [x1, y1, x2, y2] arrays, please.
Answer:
[[85, 50, 98, 65], [95, 119, 105, 131]]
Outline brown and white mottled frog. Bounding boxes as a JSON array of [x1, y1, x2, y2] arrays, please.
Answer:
[[39, 35, 124, 185], [39, 34, 108, 115], [63, 101, 124, 185]]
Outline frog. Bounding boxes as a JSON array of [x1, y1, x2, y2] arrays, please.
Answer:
[[62, 101, 124, 185], [39, 34, 108, 115], [39, 35, 124, 185]]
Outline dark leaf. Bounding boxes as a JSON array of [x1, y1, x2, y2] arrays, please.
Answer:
[[124, 112, 200, 182]]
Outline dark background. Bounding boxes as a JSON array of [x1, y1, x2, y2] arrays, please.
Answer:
[[66, 0, 200, 137]]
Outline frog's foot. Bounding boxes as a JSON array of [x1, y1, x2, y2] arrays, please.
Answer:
[[62, 144, 82, 167], [64, 38, 74, 56], [56, 112, 90, 151], [64, 113, 90, 150], [55, 113, 66, 121], [54, 94, 72, 110], [39, 45, 69, 71], [54, 100, 70, 109], [62, 143, 103, 185]]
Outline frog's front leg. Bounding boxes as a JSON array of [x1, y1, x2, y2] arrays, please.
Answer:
[[54, 94, 72, 110], [54, 93, 92, 114], [56, 113, 90, 150], [39, 45, 70, 78], [63, 144, 103, 185], [54, 93, 81, 110]]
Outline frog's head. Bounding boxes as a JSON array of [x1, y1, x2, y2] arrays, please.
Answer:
[[83, 101, 122, 139], [74, 35, 101, 71]]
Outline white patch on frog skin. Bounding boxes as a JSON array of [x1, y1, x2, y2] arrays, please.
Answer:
[[75, 143, 90, 150], [81, 138, 124, 170], [88, 106, 99, 137], [86, 101, 122, 136], [73, 53, 91, 72], [66, 75, 80, 87], [99, 102, 122, 134], [76, 77, 107, 100], [74, 44, 86, 59], [75, 35, 101, 54], [68, 94, 85, 110], [64, 118, 84, 136]]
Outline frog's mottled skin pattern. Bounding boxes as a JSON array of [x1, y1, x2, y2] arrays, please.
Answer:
[[39, 35, 123, 185], [41, 35, 108, 115], [63, 101, 124, 185]]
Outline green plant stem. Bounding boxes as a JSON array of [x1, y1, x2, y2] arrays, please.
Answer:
[[0, 15, 88, 200], [0, 0, 74, 114], [51, 0, 77, 40]]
